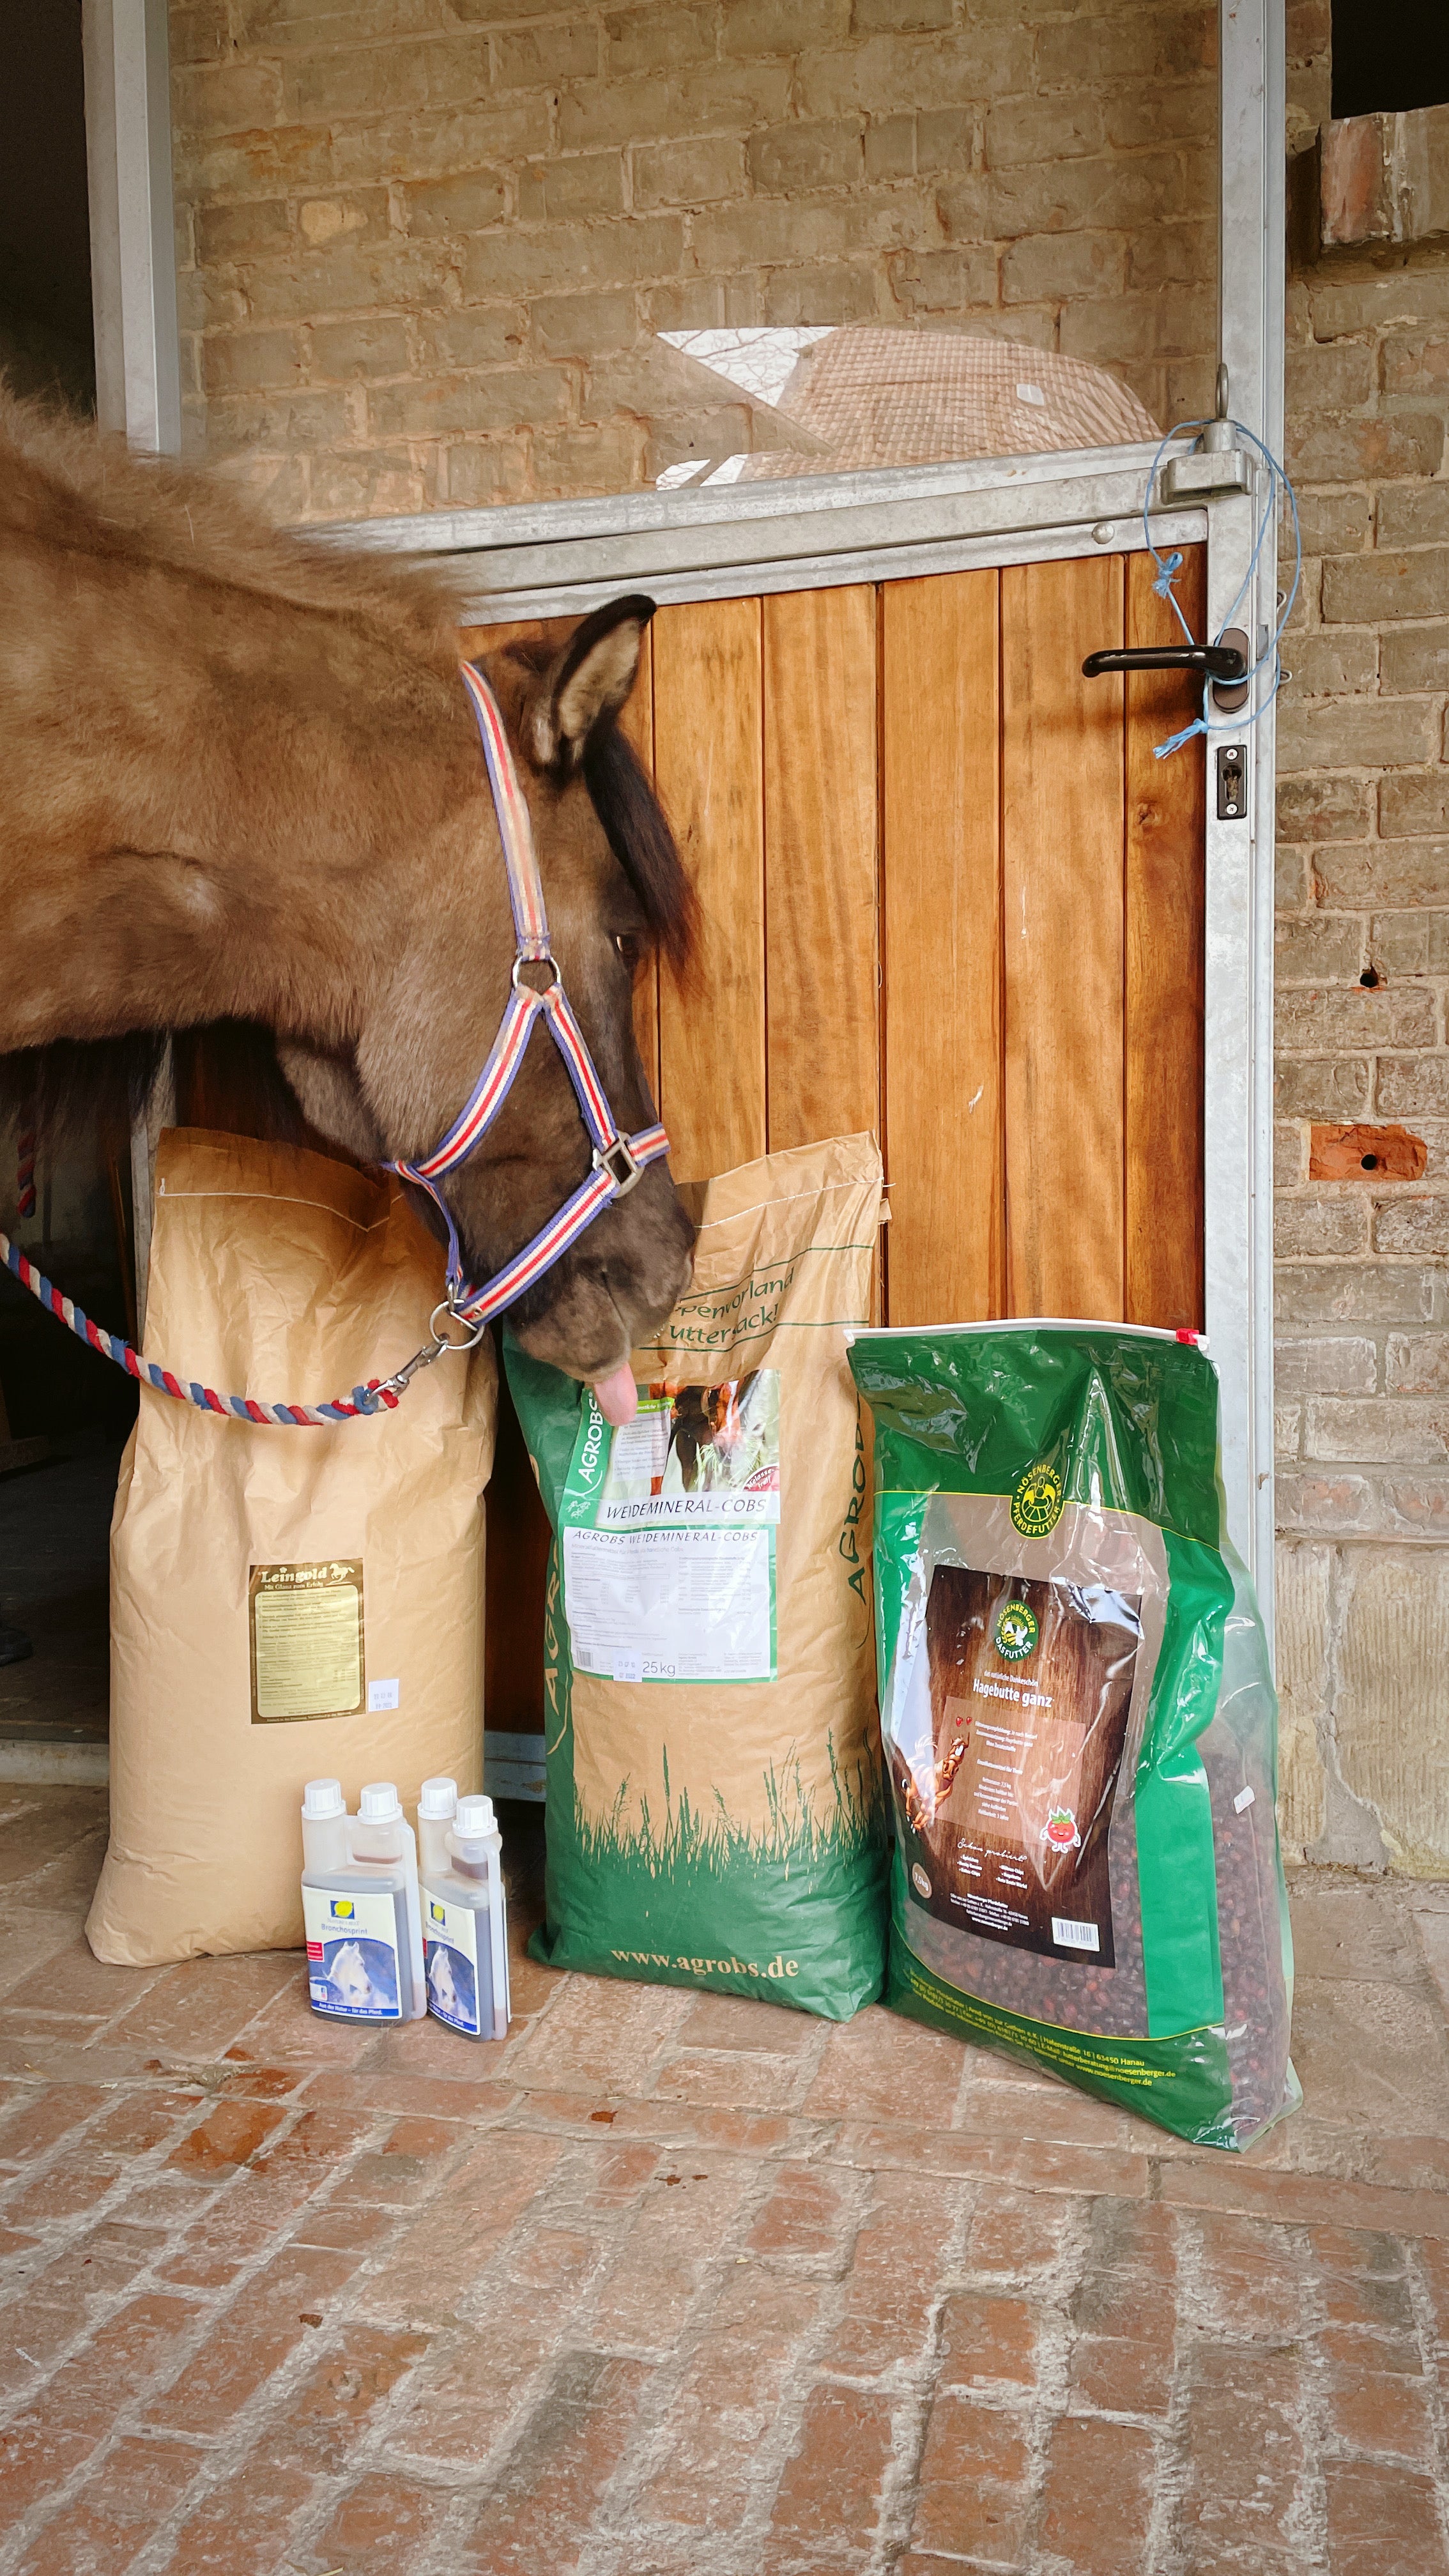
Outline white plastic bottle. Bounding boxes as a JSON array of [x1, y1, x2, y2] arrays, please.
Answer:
[[419, 1791, 510, 2042], [300, 1777, 425, 2023], [417, 1775, 458, 1885]]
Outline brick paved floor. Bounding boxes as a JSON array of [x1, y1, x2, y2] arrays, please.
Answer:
[[1, 1790, 1447, 2574]]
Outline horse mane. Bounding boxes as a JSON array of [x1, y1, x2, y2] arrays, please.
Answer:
[[0, 383, 459, 677], [0, 387, 693, 1162]]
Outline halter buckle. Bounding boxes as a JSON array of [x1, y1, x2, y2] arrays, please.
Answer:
[[595, 1136, 643, 1198]]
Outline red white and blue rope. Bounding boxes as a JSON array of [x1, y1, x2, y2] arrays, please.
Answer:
[[0, 1229, 400, 1424]]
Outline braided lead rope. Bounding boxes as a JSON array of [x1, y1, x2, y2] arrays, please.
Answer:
[[0, 1229, 415, 1425]]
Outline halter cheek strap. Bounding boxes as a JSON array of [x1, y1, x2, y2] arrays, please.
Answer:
[[387, 661, 670, 1330]]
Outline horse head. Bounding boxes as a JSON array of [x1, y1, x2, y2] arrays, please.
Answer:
[[281, 595, 696, 1396]]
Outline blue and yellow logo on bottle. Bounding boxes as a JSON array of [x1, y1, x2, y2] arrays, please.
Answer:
[[994, 1600, 1039, 1662], [329, 1897, 355, 1920], [429, 1899, 445, 1924]]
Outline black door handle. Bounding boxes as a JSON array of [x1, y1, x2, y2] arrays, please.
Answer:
[[1081, 643, 1248, 682]]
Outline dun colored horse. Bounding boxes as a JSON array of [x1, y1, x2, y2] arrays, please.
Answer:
[[0, 390, 694, 1388]]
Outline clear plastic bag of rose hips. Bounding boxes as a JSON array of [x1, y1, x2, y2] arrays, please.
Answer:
[[848, 1320, 1299, 2151]]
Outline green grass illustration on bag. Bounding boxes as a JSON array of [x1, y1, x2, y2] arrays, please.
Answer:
[[849, 1320, 1299, 2150], [507, 1135, 888, 2020]]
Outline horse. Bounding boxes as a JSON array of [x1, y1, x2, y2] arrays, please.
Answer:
[[0, 388, 696, 1400]]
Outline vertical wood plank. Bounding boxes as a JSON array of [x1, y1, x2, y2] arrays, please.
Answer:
[[652, 596, 767, 1180], [1002, 554, 1126, 1321], [881, 571, 1003, 1324], [1124, 546, 1206, 1329], [762, 585, 880, 1153]]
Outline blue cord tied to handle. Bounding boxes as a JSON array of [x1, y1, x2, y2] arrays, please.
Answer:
[[1141, 418, 1301, 761]]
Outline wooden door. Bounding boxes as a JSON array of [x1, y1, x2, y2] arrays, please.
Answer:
[[463, 550, 1206, 1745]]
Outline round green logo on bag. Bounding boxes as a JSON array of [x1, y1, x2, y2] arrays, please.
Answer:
[[1011, 1460, 1063, 1537], [993, 1600, 1039, 1662]]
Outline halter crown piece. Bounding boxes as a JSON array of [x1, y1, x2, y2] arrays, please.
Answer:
[[384, 661, 671, 1335]]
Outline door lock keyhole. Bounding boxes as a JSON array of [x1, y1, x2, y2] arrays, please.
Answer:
[[1216, 744, 1246, 820]]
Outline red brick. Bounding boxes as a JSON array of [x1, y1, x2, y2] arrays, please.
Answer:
[[910, 2393, 1029, 2563], [329, 2111, 463, 2204], [1325, 2459, 1446, 2573], [1322, 2326, 1434, 2462], [678, 1991, 819, 2055], [284, 2323, 431, 2471], [0, 2419, 102, 2518], [504, 1972, 688, 2094], [291, 2198, 400, 2253], [641, 2267, 823, 2528], [308, 2469, 454, 2573], [88, 2090, 202, 2158], [151, 2442, 313, 2575], [1310, 2227, 1416, 2334], [11, 2434, 199, 2576], [1040, 2415, 1156, 2572], [364, 2128, 562, 2325], [1163, 2160, 1449, 2241], [966, 2186, 1070, 2276], [142, 2246, 361, 2433], [155, 2172, 324, 2288], [105, 1951, 298, 2058], [456, 2353, 654, 2573], [44, 2292, 198, 2425], [1187, 2207, 1307, 2339], [824, 2172, 951, 2377], [167, 2096, 288, 2175], [747, 2163, 850, 2257], [938, 2290, 1038, 2393], [765, 2384, 895, 2563], [1069, 2200, 1176, 2416], [0, 2085, 106, 2166], [805, 2005, 963, 2128], [1182, 2343, 1305, 2553], [244, 2103, 376, 2179], [1, 1943, 162, 2021], [590, 2161, 751, 2350], [390, 2282, 575, 2467]]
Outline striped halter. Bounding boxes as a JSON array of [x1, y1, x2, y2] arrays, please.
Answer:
[[387, 663, 670, 1334]]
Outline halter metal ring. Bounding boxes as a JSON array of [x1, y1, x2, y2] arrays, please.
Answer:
[[512, 952, 560, 997], [430, 1298, 492, 1350]]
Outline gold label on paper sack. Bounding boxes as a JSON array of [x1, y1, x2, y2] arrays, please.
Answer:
[[249, 1560, 365, 1724]]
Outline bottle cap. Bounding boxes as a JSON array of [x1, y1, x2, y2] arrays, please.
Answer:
[[454, 1794, 496, 1840], [418, 1776, 458, 1821], [359, 1781, 402, 1824], [302, 1777, 345, 1821]]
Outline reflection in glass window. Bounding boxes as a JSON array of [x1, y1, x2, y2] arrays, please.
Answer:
[[649, 327, 1160, 489]]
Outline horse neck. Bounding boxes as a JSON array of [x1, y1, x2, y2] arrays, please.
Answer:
[[9, 555, 476, 1056]]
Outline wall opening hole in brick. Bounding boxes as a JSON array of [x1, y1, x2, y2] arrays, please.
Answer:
[[1360, 967, 1379, 986], [1361, 1154, 1377, 1170]]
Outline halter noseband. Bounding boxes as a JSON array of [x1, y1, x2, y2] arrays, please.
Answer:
[[386, 661, 670, 1333]]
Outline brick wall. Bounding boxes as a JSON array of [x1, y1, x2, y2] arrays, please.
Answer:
[[170, 0, 1217, 519], [1275, 16, 1449, 1871]]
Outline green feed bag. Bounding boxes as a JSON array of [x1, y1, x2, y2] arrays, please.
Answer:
[[848, 1321, 1298, 2150], [507, 1135, 889, 2021]]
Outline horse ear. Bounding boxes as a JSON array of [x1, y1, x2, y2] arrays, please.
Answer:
[[531, 594, 655, 769]]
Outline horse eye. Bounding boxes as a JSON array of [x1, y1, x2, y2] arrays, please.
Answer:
[[614, 933, 641, 971]]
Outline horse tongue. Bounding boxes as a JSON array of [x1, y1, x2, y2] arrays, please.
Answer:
[[593, 1364, 637, 1428]]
